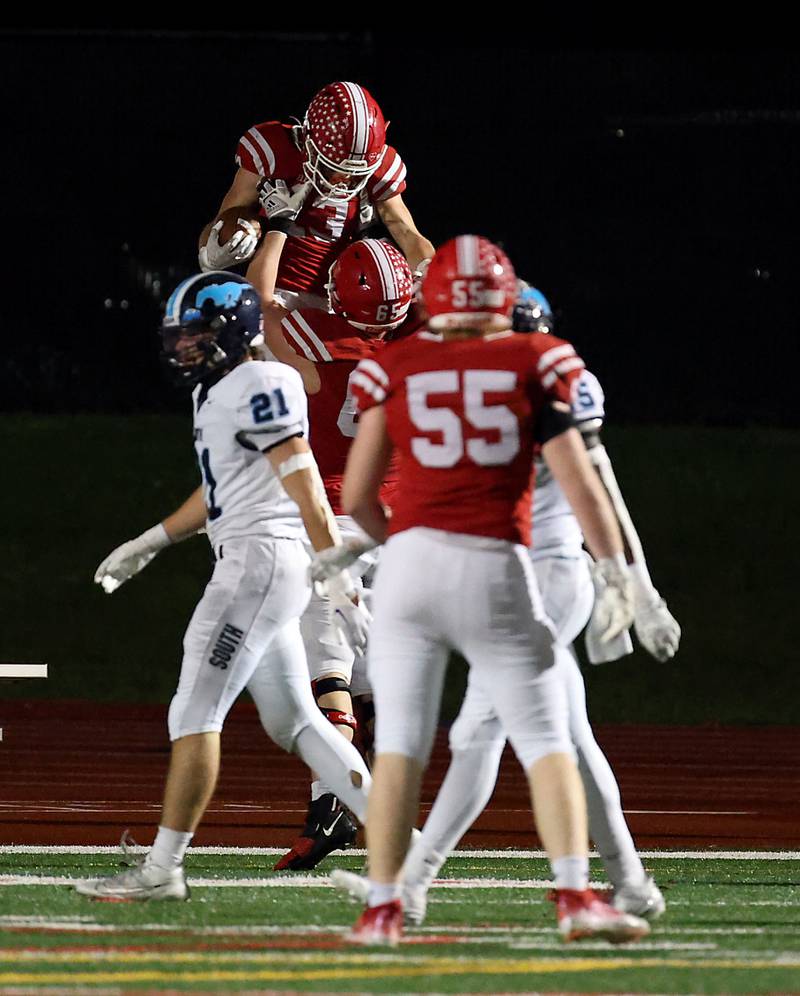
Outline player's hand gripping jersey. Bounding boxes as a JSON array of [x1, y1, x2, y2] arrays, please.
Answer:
[[192, 360, 309, 546], [236, 123, 407, 297], [278, 307, 406, 514], [350, 331, 585, 545]]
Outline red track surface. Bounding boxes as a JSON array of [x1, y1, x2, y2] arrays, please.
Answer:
[[1, 701, 797, 848]]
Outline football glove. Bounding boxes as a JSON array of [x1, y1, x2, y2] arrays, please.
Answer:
[[633, 590, 681, 662], [411, 257, 432, 303], [257, 179, 311, 228], [320, 571, 372, 657], [310, 537, 379, 583], [591, 556, 634, 644], [94, 524, 171, 594], [198, 218, 260, 271]]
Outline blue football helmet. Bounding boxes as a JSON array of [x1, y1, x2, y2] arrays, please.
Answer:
[[160, 271, 263, 386], [512, 281, 554, 334]]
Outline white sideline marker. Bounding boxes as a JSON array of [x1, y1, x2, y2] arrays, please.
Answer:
[[0, 663, 48, 678]]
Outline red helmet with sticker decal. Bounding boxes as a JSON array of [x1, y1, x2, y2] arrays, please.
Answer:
[[327, 239, 413, 332], [303, 82, 387, 204], [421, 235, 517, 331]]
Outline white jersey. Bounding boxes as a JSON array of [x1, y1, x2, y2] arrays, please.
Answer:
[[531, 368, 605, 560], [192, 361, 309, 547]]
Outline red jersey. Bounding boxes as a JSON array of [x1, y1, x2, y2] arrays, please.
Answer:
[[350, 331, 585, 546], [236, 122, 408, 297], [280, 308, 404, 514]]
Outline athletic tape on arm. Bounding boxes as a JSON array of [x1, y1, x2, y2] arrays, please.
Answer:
[[277, 451, 315, 479]]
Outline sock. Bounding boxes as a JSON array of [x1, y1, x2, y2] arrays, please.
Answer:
[[367, 880, 400, 908], [310, 780, 326, 802], [552, 854, 589, 891], [148, 826, 193, 870]]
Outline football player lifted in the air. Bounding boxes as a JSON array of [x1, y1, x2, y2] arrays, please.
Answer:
[[198, 81, 434, 311], [313, 235, 651, 945], [78, 272, 373, 901], [330, 283, 681, 926]]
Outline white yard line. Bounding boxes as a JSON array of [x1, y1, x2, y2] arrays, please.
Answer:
[[1, 845, 799, 859]]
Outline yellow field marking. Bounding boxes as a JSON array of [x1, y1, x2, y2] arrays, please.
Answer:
[[1, 956, 799, 986]]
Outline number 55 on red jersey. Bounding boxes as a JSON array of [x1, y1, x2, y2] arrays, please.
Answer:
[[350, 331, 585, 546]]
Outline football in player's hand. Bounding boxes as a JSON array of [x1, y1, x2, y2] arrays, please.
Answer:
[[217, 207, 262, 245]]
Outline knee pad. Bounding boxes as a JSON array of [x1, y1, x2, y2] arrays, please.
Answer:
[[312, 676, 357, 733]]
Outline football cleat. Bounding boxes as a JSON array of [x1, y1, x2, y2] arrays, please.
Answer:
[[74, 859, 189, 902], [401, 880, 429, 926], [348, 899, 403, 946], [330, 867, 369, 903], [551, 888, 650, 943], [273, 793, 357, 871], [612, 875, 666, 920]]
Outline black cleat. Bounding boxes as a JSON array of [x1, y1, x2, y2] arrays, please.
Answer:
[[274, 794, 358, 871]]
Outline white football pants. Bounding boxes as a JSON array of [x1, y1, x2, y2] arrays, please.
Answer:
[[403, 551, 648, 892], [368, 528, 574, 772], [168, 536, 371, 820]]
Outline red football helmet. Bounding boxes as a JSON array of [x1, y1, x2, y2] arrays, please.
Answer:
[[327, 239, 413, 332], [303, 82, 387, 204], [421, 235, 517, 331]]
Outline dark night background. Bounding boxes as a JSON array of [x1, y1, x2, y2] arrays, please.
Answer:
[[2, 31, 799, 423]]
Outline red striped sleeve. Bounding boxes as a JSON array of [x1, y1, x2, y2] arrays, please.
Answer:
[[350, 358, 390, 412], [280, 311, 334, 364], [534, 338, 586, 403], [234, 123, 279, 177], [367, 146, 408, 203]]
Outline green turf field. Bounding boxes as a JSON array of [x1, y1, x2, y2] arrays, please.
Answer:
[[1, 848, 798, 993]]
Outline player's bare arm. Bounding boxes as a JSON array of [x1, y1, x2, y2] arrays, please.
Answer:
[[267, 436, 341, 552], [261, 302, 320, 393], [376, 195, 435, 271], [246, 231, 290, 307], [341, 405, 394, 544], [162, 486, 208, 542]]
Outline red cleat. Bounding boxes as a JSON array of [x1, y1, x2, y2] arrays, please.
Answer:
[[551, 888, 650, 943], [348, 899, 403, 946]]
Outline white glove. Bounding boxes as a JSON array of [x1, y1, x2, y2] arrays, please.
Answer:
[[257, 179, 311, 224], [198, 218, 259, 271], [412, 257, 432, 303], [591, 555, 634, 644], [633, 589, 681, 661], [320, 572, 372, 657], [310, 537, 379, 583], [94, 524, 171, 594]]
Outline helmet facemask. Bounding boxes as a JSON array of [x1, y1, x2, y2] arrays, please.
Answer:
[[303, 132, 385, 205]]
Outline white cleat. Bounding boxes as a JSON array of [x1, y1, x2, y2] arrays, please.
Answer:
[[553, 888, 650, 943], [612, 876, 666, 920], [401, 881, 429, 926], [330, 868, 369, 904], [74, 859, 189, 902]]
